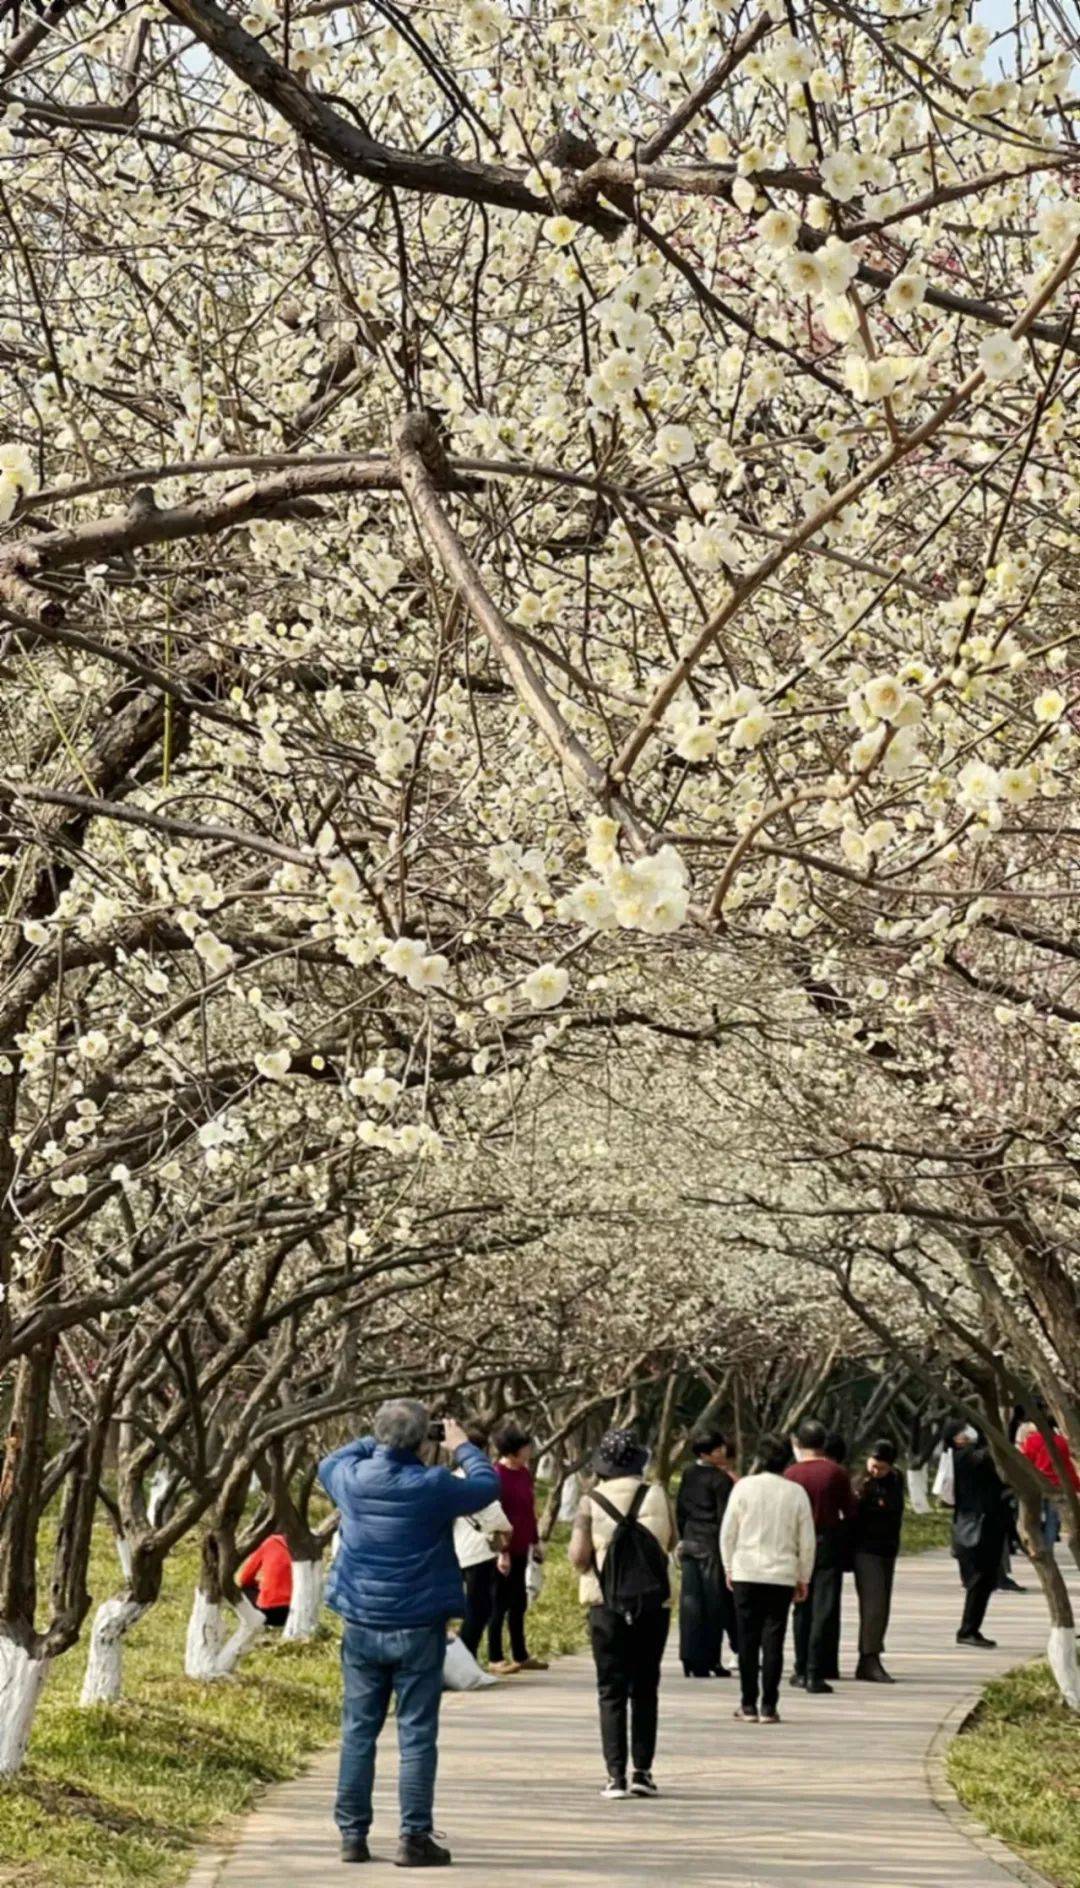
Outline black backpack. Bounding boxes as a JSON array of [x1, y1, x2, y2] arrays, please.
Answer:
[[590, 1484, 671, 1621]]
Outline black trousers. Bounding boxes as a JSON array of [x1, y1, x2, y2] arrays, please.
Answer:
[[679, 1549, 723, 1676], [489, 1552, 529, 1664], [460, 1559, 496, 1658], [588, 1605, 669, 1777], [732, 1582, 792, 1715], [958, 1535, 1003, 1638], [792, 1551, 843, 1683], [854, 1552, 895, 1657]]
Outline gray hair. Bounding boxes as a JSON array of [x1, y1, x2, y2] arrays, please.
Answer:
[[373, 1397, 429, 1452]]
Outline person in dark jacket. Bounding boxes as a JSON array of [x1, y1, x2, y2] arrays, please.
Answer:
[[319, 1399, 499, 1869], [944, 1418, 1010, 1648], [677, 1431, 737, 1678], [852, 1438, 904, 1683]]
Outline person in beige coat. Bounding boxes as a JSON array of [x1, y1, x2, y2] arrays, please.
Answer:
[[569, 1429, 675, 1800]]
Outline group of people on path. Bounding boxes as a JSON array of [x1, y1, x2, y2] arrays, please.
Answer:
[[240, 1396, 1079, 1867]]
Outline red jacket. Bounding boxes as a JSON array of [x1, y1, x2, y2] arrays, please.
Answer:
[[237, 1533, 293, 1609], [1020, 1429, 1080, 1492]]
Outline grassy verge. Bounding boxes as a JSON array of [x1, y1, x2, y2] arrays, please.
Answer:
[[900, 1505, 952, 1555], [948, 1661, 1080, 1888]]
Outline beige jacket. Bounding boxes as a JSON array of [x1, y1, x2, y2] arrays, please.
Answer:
[[569, 1476, 675, 1607]]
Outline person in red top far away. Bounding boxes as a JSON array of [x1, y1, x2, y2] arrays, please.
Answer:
[[784, 1419, 858, 1694], [1017, 1419, 1080, 1553], [488, 1425, 548, 1675], [237, 1532, 294, 1628]]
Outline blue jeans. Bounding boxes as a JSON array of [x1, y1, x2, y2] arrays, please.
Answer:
[[335, 1620, 445, 1841]]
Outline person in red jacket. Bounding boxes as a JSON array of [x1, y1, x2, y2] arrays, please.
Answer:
[[1018, 1421, 1080, 1551], [784, 1419, 857, 1693], [237, 1532, 294, 1628], [488, 1425, 548, 1675]]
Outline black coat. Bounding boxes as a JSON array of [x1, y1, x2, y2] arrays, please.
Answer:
[[952, 1443, 1009, 1556], [677, 1463, 734, 1556], [853, 1468, 904, 1558]]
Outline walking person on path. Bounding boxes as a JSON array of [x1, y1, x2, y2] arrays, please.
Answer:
[[677, 1430, 737, 1678], [319, 1400, 499, 1868], [1017, 1418, 1080, 1551], [452, 1427, 511, 1660], [784, 1418, 858, 1694], [569, 1428, 675, 1800], [488, 1425, 548, 1674], [720, 1432, 814, 1725], [852, 1438, 904, 1683], [944, 1418, 1011, 1649]]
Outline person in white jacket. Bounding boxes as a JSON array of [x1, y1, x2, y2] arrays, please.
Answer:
[[720, 1434, 816, 1725]]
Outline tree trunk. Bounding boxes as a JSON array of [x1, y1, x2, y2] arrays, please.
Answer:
[[79, 1596, 150, 1706], [283, 1560, 323, 1641], [906, 1464, 930, 1514], [0, 1634, 50, 1777]]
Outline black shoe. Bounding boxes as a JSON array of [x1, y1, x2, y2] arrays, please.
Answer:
[[601, 1774, 629, 1800], [342, 1839, 372, 1863], [712, 1665, 733, 1678], [957, 1630, 997, 1649], [806, 1679, 834, 1694], [855, 1656, 896, 1684], [788, 1672, 807, 1688], [630, 1770, 660, 1797], [998, 1577, 1025, 1593], [395, 1833, 451, 1868]]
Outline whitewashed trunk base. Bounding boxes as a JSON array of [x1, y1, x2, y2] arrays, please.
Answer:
[[0, 1640, 50, 1777], [1048, 1623, 1080, 1710], [906, 1465, 930, 1514], [283, 1560, 323, 1641], [558, 1473, 581, 1522], [185, 1588, 266, 1679], [79, 1597, 149, 1706]]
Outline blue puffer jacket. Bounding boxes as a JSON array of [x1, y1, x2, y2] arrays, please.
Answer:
[[319, 1437, 500, 1627]]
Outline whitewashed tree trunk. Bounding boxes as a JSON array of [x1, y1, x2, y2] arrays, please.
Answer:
[[184, 1587, 266, 1679], [558, 1472, 581, 1521], [1047, 1624, 1080, 1711], [114, 1535, 134, 1580], [147, 1467, 172, 1528], [283, 1559, 323, 1641], [79, 1596, 150, 1706], [906, 1464, 930, 1514], [185, 1586, 226, 1680], [0, 1640, 50, 1777]]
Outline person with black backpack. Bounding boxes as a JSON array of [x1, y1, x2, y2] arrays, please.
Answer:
[[568, 1429, 675, 1801]]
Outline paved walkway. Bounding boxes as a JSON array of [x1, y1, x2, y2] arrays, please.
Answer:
[[193, 1552, 1061, 1887]]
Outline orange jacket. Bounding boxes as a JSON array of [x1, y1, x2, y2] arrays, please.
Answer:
[[237, 1533, 293, 1609]]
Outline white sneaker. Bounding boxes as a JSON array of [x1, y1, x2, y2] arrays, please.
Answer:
[[630, 1771, 659, 1797], [601, 1775, 629, 1799]]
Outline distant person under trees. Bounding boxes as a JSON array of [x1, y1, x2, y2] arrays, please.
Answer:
[[852, 1440, 904, 1683], [489, 1426, 547, 1675], [237, 1532, 294, 1629], [943, 1420, 1011, 1650], [452, 1426, 511, 1660], [677, 1431, 737, 1679], [784, 1419, 857, 1694], [721, 1433, 815, 1726]]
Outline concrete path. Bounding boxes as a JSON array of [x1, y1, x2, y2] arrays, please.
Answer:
[[193, 1552, 1061, 1887]]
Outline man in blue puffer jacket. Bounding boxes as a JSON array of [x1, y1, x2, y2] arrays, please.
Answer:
[[320, 1399, 499, 1869]]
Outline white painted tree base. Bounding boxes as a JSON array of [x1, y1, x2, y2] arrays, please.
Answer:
[[80, 1597, 150, 1706], [558, 1474, 581, 1521], [283, 1560, 323, 1641], [906, 1465, 930, 1514], [0, 1640, 50, 1777], [1047, 1623, 1080, 1710], [185, 1588, 266, 1680]]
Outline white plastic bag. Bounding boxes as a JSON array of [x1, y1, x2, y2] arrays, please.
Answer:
[[525, 1556, 545, 1608], [443, 1636, 497, 1691], [932, 1449, 955, 1507]]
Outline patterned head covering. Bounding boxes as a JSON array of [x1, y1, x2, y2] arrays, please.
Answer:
[[594, 1428, 649, 1478]]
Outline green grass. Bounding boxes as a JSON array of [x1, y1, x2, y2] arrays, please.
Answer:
[[899, 1504, 953, 1555], [949, 1661, 1080, 1888]]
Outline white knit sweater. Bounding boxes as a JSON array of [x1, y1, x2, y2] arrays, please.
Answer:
[[720, 1472, 816, 1587]]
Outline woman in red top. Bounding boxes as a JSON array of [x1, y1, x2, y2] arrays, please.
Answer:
[[488, 1426, 547, 1674], [237, 1532, 294, 1628]]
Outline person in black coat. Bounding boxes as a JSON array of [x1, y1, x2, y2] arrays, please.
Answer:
[[852, 1438, 904, 1682], [677, 1432, 737, 1677], [945, 1419, 1011, 1648]]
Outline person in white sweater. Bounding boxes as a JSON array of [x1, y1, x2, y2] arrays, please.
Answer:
[[720, 1434, 816, 1724]]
